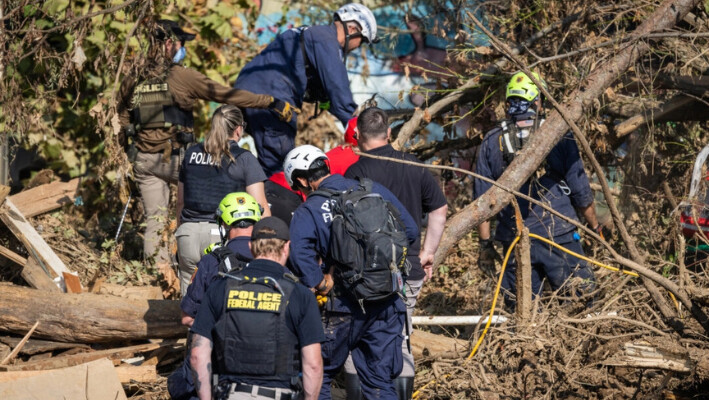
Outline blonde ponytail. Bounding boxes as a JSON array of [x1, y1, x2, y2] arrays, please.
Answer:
[[204, 105, 244, 165]]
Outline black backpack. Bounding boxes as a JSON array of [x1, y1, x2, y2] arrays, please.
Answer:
[[311, 178, 409, 310], [210, 245, 252, 275]]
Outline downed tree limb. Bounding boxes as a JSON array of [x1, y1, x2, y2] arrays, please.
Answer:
[[7, 178, 80, 218], [603, 342, 694, 373], [433, 0, 699, 279], [0, 321, 39, 365], [0, 284, 185, 343], [615, 94, 696, 138], [410, 330, 468, 360], [392, 11, 583, 149]]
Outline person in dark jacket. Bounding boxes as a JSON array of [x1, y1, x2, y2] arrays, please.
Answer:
[[284, 145, 418, 400], [344, 107, 448, 400], [190, 217, 325, 400], [474, 71, 600, 307], [234, 4, 379, 176], [117, 19, 291, 293], [176, 105, 272, 295]]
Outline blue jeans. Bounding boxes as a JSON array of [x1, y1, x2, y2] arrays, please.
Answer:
[[243, 108, 296, 176], [500, 233, 596, 308]]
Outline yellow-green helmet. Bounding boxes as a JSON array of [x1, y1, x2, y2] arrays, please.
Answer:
[[506, 71, 546, 102], [215, 192, 261, 227]]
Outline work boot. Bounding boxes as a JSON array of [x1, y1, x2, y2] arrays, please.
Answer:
[[394, 376, 414, 400], [156, 261, 180, 298], [344, 373, 362, 400]]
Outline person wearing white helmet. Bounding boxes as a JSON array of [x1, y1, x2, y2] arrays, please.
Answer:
[[233, 3, 379, 177], [284, 145, 420, 400]]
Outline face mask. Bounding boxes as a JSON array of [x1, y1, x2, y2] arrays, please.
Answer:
[[172, 46, 186, 64]]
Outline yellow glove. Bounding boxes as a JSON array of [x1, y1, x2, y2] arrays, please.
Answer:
[[316, 294, 328, 307], [269, 98, 294, 122]]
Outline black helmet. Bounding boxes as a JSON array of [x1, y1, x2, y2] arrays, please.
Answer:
[[155, 19, 196, 42]]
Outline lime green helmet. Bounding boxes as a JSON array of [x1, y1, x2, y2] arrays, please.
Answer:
[[215, 192, 262, 227], [506, 71, 547, 102]]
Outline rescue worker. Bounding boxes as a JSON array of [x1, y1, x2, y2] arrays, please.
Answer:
[[474, 71, 600, 307], [233, 4, 379, 176], [117, 19, 292, 287], [344, 107, 448, 400], [284, 145, 419, 400], [168, 192, 261, 400], [177, 105, 272, 295], [190, 217, 325, 400]]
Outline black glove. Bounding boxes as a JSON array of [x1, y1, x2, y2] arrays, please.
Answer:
[[269, 98, 294, 122], [478, 239, 501, 278]]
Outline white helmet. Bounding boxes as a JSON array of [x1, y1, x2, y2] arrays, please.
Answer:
[[283, 145, 328, 188], [334, 3, 378, 44]]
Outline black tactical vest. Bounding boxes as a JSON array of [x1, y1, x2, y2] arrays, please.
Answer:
[[213, 271, 300, 383], [182, 143, 248, 214], [130, 76, 194, 131]]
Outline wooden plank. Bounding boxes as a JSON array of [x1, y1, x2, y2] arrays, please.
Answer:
[[62, 272, 82, 293], [0, 358, 127, 400], [115, 364, 158, 383], [22, 256, 61, 292], [0, 363, 157, 385], [0, 336, 89, 356], [0, 245, 25, 266], [7, 178, 80, 218], [0, 342, 163, 371], [0, 185, 9, 206], [603, 342, 693, 373], [0, 197, 75, 289], [0, 285, 186, 344]]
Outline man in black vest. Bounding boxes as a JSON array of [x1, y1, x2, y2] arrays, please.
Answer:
[[190, 217, 324, 400]]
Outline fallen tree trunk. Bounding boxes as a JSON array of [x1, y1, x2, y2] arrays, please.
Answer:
[[0, 285, 185, 343], [433, 0, 700, 267]]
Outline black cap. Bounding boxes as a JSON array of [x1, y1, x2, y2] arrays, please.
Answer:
[[155, 19, 196, 42], [252, 217, 290, 241]]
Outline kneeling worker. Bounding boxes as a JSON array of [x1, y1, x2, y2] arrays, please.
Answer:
[[190, 217, 325, 400]]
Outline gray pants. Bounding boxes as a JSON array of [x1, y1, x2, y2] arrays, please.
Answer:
[[344, 278, 424, 378], [175, 221, 221, 295], [134, 151, 179, 265]]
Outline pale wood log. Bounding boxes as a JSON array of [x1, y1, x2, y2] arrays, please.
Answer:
[[615, 95, 695, 138], [0, 358, 127, 400], [7, 178, 79, 218], [410, 329, 467, 360], [0, 321, 39, 365], [0, 342, 167, 371], [603, 342, 693, 373], [0, 198, 75, 289], [0, 284, 186, 344], [0, 185, 9, 206], [98, 282, 163, 300], [515, 228, 532, 322], [22, 256, 61, 292], [0, 336, 89, 356], [0, 363, 157, 384]]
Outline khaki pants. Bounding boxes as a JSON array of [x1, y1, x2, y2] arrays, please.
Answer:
[[175, 221, 221, 295], [134, 151, 180, 265], [344, 278, 423, 378]]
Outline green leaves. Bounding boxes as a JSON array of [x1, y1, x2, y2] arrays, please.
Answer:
[[43, 0, 70, 17]]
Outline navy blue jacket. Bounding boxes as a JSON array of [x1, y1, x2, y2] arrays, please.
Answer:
[[474, 126, 594, 242], [234, 25, 356, 126], [289, 174, 419, 312], [181, 237, 252, 318]]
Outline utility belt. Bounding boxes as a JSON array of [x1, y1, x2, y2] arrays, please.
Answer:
[[123, 124, 194, 162], [214, 382, 298, 400]]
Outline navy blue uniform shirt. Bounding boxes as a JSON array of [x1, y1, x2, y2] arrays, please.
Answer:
[[289, 174, 419, 312], [474, 127, 594, 242], [181, 236, 252, 318], [345, 144, 447, 281], [191, 258, 325, 387], [234, 25, 357, 127]]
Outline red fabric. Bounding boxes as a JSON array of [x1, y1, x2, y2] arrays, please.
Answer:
[[345, 117, 358, 146], [680, 210, 709, 239], [326, 145, 359, 176], [268, 172, 305, 201]]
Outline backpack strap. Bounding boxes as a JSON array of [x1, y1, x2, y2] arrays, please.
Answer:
[[356, 177, 373, 192], [309, 187, 338, 199]]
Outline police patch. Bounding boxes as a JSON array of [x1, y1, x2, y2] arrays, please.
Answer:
[[226, 289, 282, 313]]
